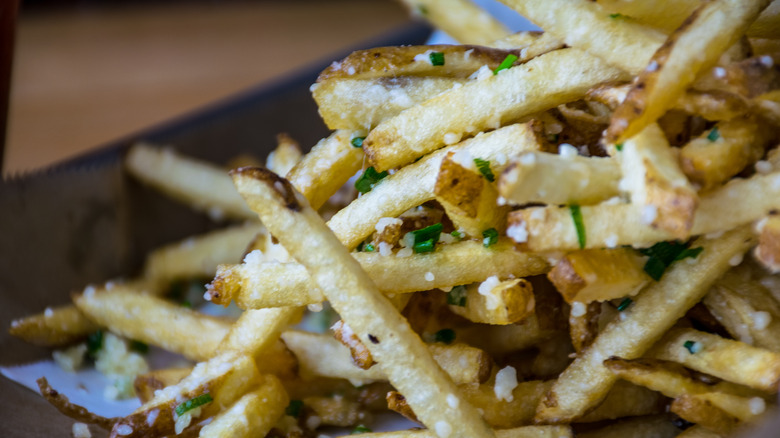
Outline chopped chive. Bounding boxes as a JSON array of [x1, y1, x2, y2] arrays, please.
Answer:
[[434, 328, 456, 344], [351, 137, 365, 148], [494, 54, 519, 75], [675, 246, 703, 261], [129, 340, 149, 354], [450, 230, 463, 240], [363, 243, 376, 252], [570, 205, 586, 249], [609, 13, 624, 19], [413, 238, 436, 253], [285, 399, 304, 418], [446, 285, 468, 306], [640, 241, 703, 281], [355, 166, 389, 194], [430, 51, 445, 66], [473, 158, 495, 182], [482, 228, 499, 247], [412, 223, 443, 244], [683, 340, 701, 354], [352, 425, 372, 434], [617, 298, 632, 311], [86, 330, 104, 359], [707, 126, 720, 142], [181, 300, 192, 308], [615, 143, 623, 152], [175, 393, 213, 416], [643, 257, 667, 281]]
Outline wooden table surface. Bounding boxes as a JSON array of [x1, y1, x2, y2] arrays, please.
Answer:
[[4, 0, 410, 174]]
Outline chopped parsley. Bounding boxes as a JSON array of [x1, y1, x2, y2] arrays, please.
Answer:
[[473, 158, 495, 182], [482, 228, 499, 247], [351, 137, 365, 148], [570, 205, 586, 249], [355, 166, 389, 194], [412, 223, 443, 253], [181, 300, 192, 308], [175, 393, 213, 416], [615, 143, 624, 152], [430, 51, 445, 66], [609, 13, 624, 19], [352, 425, 372, 434], [450, 230, 463, 240], [363, 243, 376, 252], [639, 241, 703, 281], [707, 126, 720, 142], [494, 54, 519, 75], [129, 340, 149, 354], [446, 285, 468, 306], [86, 330, 104, 359], [617, 297, 632, 311], [434, 328, 456, 344], [683, 340, 701, 354], [285, 399, 304, 418]]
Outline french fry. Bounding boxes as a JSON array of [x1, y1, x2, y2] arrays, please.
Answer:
[[675, 424, 724, 438], [281, 330, 491, 386], [285, 130, 364, 211], [569, 301, 601, 353], [499, 0, 665, 74], [363, 49, 627, 172], [331, 123, 543, 249], [125, 143, 256, 221], [618, 123, 699, 239], [396, 0, 509, 45], [575, 415, 682, 438], [199, 375, 288, 438], [232, 168, 495, 437], [680, 116, 771, 191], [73, 285, 231, 362], [755, 213, 780, 273], [498, 152, 621, 206], [491, 31, 565, 56], [303, 395, 373, 427], [535, 227, 754, 423], [671, 393, 741, 436], [347, 425, 573, 438], [332, 320, 377, 369], [434, 151, 508, 237], [208, 239, 548, 308], [508, 170, 780, 252], [649, 327, 780, 392], [8, 304, 99, 348], [448, 278, 535, 325], [266, 133, 302, 177], [141, 222, 264, 282], [547, 247, 650, 304], [455, 313, 558, 356], [134, 367, 192, 404]]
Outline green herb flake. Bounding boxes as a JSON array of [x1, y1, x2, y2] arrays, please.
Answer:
[[609, 13, 624, 19], [430, 51, 445, 66], [570, 205, 586, 249], [450, 230, 463, 240], [351, 137, 365, 148], [446, 285, 468, 307], [617, 298, 633, 311], [675, 246, 704, 261], [355, 166, 389, 194], [417, 4, 428, 15], [175, 393, 213, 416], [434, 329, 456, 344], [482, 228, 499, 247], [129, 340, 149, 354], [181, 300, 192, 309], [640, 241, 703, 281], [286, 399, 304, 418], [412, 223, 443, 245], [494, 54, 519, 75], [473, 158, 495, 182], [683, 340, 701, 354], [413, 239, 435, 253], [707, 126, 720, 142], [352, 425, 372, 434], [86, 330, 104, 359], [363, 243, 376, 252], [615, 143, 624, 152]]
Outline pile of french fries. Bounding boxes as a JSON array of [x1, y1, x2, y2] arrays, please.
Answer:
[[9, 0, 780, 437]]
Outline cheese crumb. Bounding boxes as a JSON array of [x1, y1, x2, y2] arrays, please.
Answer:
[[750, 397, 766, 415], [378, 241, 393, 256], [443, 132, 462, 145], [494, 366, 518, 402], [425, 272, 435, 281], [115, 424, 133, 436], [605, 234, 619, 248], [729, 253, 744, 267], [446, 393, 459, 408], [72, 423, 91, 438], [640, 205, 658, 225], [396, 247, 413, 258], [506, 222, 528, 243], [558, 143, 578, 158], [478, 276, 502, 310], [753, 311, 772, 331], [435, 421, 452, 438], [375, 217, 402, 234], [713, 66, 726, 78], [756, 160, 772, 174], [571, 302, 586, 317]]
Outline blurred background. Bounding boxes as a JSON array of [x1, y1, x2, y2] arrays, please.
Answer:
[[3, 0, 411, 174]]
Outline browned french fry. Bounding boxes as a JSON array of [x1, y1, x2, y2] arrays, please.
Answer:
[[303, 395, 373, 427], [199, 375, 288, 438], [9, 304, 99, 348], [676, 424, 724, 438], [134, 367, 192, 404], [332, 320, 376, 370], [447, 278, 535, 325], [671, 394, 741, 436], [535, 227, 754, 423], [569, 301, 601, 353]]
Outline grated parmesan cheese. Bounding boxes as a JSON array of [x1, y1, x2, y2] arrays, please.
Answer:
[[570, 302, 586, 317], [506, 222, 528, 243], [640, 205, 658, 225], [753, 311, 772, 331], [375, 217, 402, 234], [435, 421, 452, 438], [494, 366, 518, 402], [424, 272, 435, 282], [72, 422, 91, 438]]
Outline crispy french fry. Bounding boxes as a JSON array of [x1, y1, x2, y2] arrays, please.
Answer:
[[607, 0, 772, 143], [455, 313, 558, 356], [755, 214, 780, 273], [208, 239, 548, 308], [535, 227, 754, 423], [508, 170, 780, 252], [575, 415, 681, 438], [397, 0, 509, 45], [500, 0, 665, 74], [332, 320, 377, 370], [134, 367, 192, 404], [125, 143, 256, 221], [332, 123, 542, 249], [363, 49, 627, 172], [347, 425, 572, 438], [650, 327, 780, 392], [569, 301, 601, 353], [499, 152, 621, 206], [491, 31, 565, 55], [73, 285, 230, 362], [266, 133, 302, 177], [547, 247, 650, 304], [285, 130, 364, 211], [8, 304, 99, 348], [232, 168, 494, 437], [448, 278, 535, 325], [675, 424, 724, 438], [671, 393, 741, 436], [199, 375, 288, 438]]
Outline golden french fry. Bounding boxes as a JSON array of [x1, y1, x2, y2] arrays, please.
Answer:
[[675, 424, 724, 438], [347, 425, 573, 438], [569, 301, 601, 353], [9, 304, 99, 348], [535, 227, 754, 423], [134, 367, 192, 404], [363, 49, 627, 172], [232, 168, 494, 437], [575, 414, 682, 438], [266, 133, 302, 177], [448, 278, 535, 325], [397, 0, 510, 45], [755, 214, 780, 273], [671, 394, 741, 435], [199, 375, 288, 438]]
